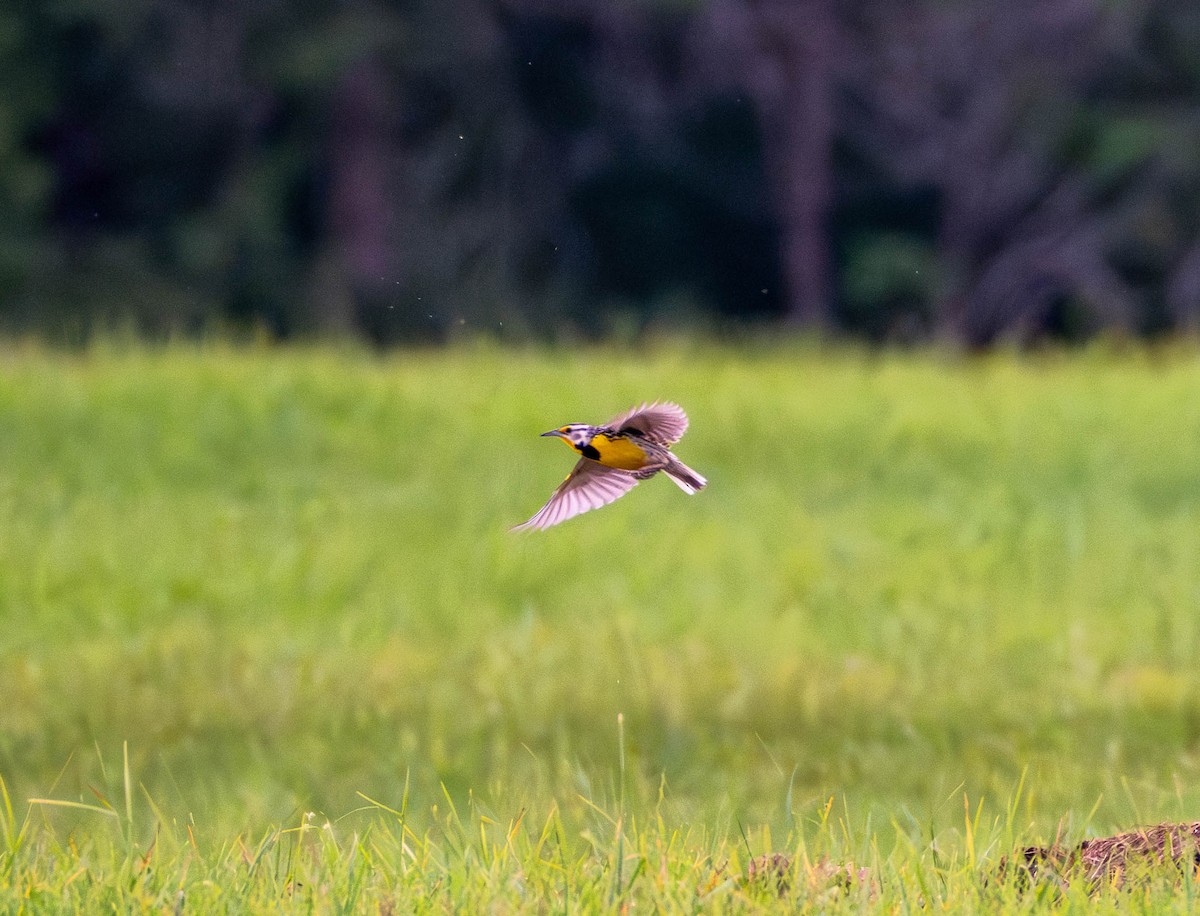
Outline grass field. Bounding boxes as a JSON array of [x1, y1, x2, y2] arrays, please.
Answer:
[[2, 340, 1200, 910]]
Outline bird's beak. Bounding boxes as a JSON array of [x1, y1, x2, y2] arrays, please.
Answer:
[[541, 429, 567, 438]]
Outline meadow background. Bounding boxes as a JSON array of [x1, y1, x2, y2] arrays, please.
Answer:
[[2, 340, 1200, 909], [7, 2, 1200, 907]]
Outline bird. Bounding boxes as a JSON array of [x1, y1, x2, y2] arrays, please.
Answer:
[[513, 401, 706, 531]]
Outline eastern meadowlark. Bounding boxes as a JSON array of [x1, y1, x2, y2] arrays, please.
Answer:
[[513, 401, 707, 530]]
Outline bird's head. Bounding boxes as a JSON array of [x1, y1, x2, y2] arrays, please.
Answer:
[[541, 424, 595, 450]]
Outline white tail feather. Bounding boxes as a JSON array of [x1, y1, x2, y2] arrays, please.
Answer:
[[664, 457, 706, 494]]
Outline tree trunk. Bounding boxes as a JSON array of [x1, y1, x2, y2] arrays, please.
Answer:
[[704, 0, 837, 327], [767, 11, 835, 327], [316, 57, 395, 334]]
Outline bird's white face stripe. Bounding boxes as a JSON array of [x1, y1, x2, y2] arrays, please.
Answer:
[[565, 425, 593, 446]]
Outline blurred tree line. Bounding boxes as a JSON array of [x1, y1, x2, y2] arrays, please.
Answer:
[[4, 0, 1200, 346]]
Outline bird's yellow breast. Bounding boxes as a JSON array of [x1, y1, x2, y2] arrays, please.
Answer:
[[586, 433, 649, 470]]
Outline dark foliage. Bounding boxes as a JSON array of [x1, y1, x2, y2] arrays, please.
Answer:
[[3, 0, 1200, 344]]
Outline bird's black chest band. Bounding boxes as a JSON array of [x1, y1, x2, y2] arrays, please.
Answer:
[[578, 443, 601, 461]]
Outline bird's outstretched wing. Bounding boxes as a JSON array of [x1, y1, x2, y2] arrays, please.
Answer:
[[512, 459, 639, 531], [604, 401, 689, 445]]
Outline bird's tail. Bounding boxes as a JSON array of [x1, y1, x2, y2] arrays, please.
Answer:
[[663, 456, 707, 494]]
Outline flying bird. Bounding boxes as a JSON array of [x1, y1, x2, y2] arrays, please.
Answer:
[[513, 401, 707, 531]]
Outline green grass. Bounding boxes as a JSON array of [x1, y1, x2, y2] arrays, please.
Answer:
[[2, 339, 1200, 910]]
